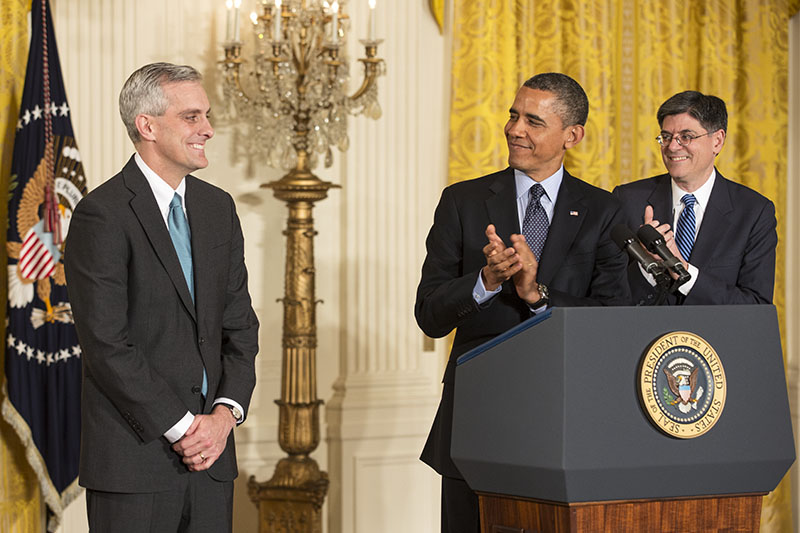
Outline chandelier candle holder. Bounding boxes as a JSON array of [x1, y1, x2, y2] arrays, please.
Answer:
[[220, 1, 384, 531]]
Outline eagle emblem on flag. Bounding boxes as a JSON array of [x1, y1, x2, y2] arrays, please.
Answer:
[[8, 138, 84, 328]]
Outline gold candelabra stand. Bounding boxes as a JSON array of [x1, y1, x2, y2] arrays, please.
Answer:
[[220, 1, 383, 531]]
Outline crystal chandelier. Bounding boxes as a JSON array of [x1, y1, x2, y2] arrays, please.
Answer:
[[220, 0, 384, 171]]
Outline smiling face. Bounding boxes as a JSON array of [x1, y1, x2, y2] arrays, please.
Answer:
[[659, 112, 725, 192], [136, 80, 214, 187], [504, 87, 583, 181]]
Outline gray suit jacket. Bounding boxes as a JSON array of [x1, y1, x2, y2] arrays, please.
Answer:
[[65, 156, 259, 492]]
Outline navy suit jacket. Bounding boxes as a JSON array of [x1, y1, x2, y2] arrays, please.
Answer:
[[65, 156, 259, 492], [612, 170, 776, 306], [415, 167, 630, 477]]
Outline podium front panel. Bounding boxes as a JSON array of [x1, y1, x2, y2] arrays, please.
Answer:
[[452, 305, 794, 502]]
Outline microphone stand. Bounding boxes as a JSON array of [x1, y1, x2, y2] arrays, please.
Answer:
[[649, 266, 673, 306]]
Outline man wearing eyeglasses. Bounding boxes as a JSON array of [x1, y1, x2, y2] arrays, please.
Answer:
[[613, 90, 777, 305]]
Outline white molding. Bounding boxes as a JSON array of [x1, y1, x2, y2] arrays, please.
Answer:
[[347, 450, 440, 533], [325, 0, 448, 530]]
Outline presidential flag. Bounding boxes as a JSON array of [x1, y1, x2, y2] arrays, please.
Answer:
[[2, 0, 86, 530]]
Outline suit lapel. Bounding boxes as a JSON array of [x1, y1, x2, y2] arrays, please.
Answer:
[[688, 170, 732, 267], [537, 171, 586, 284], [647, 174, 673, 226], [123, 157, 197, 321], [185, 176, 216, 321], [485, 168, 519, 243]]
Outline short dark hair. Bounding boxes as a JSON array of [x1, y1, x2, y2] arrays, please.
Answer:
[[119, 62, 203, 143], [522, 72, 588, 127], [656, 91, 727, 133]]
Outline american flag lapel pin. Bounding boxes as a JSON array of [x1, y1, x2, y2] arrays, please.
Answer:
[[569, 210, 579, 216]]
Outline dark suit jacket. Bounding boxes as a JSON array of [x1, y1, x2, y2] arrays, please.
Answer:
[[415, 167, 630, 478], [612, 170, 776, 306], [64, 156, 259, 492]]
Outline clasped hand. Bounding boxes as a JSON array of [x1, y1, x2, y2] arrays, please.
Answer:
[[171, 405, 236, 472], [481, 224, 541, 305]]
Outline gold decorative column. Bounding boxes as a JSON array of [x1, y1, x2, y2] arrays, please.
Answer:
[[220, 2, 385, 531], [248, 156, 335, 531]]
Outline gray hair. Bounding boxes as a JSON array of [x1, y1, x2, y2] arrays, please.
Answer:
[[522, 72, 589, 127], [657, 91, 728, 133], [119, 62, 203, 143]]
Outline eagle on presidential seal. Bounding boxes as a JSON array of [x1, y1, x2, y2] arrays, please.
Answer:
[[663, 359, 705, 414]]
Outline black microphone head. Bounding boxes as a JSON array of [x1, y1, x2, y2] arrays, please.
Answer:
[[611, 224, 636, 250], [637, 224, 665, 249]]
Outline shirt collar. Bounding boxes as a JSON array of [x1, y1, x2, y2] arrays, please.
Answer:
[[671, 167, 715, 209], [135, 153, 187, 219], [514, 165, 564, 202]]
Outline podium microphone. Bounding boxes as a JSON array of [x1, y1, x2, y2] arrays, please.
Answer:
[[611, 224, 666, 278], [636, 224, 691, 285]]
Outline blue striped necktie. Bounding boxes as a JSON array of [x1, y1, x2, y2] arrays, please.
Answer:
[[168, 193, 207, 397], [675, 194, 697, 261]]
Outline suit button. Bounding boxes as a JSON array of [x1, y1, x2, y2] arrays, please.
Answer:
[[192, 385, 202, 394], [199, 337, 205, 345]]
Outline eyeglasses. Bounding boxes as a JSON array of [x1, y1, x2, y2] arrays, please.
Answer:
[[655, 131, 713, 147]]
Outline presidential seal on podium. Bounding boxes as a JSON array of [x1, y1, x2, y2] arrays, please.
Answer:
[[639, 331, 727, 438]]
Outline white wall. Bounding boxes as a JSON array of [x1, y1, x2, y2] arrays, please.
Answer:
[[50, 0, 449, 531]]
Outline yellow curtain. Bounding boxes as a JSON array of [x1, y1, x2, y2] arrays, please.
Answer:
[[448, 0, 794, 530], [0, 1, 42, 532]]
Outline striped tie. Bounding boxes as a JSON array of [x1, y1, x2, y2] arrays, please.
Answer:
[[675, 194, 696, 261]]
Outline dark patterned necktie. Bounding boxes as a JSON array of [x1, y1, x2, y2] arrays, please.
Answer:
[[521, 184, 549, 261], [675, 194, 697, 261]]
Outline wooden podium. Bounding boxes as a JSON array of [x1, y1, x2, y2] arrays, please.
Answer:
[[478, 493, 763, 532], [452, 306, 794, 533]]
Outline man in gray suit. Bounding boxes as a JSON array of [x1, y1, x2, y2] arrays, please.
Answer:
[[65, 63, 259, 532]]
